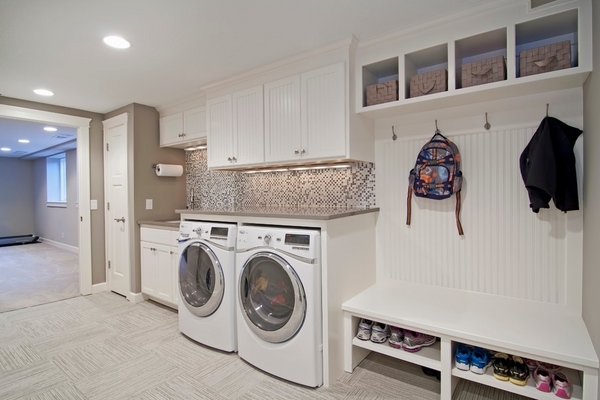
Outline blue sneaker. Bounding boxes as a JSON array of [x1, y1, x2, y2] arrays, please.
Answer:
[[470, 347, 490, 374], [455, 344, 471, 371]]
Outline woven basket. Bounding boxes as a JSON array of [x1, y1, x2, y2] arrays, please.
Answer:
[[462, 56, 506, 88], [366, 80, 399, 106], [519, 40, 571, 77], [410, 69, 447, 98]]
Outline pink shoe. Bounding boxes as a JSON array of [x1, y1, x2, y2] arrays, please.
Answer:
[[552, 372, 572, 399], [533, 367, 552, 392]]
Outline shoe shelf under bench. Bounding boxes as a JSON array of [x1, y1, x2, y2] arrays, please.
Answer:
[[342, 281, 598, 400]]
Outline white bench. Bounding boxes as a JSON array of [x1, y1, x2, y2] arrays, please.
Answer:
[[342, 281, 599, 400]]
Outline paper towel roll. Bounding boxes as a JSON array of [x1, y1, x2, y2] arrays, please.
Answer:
[[155, 164, 183, 177]]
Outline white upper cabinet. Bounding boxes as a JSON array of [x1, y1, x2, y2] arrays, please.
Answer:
[[207, 86, 264, 168], [207, 95, 233, 168], [301, 62, 346, 161], [264, 75, 301, 163], [265, 63, 346, 163], [160, 106, 206, 148]]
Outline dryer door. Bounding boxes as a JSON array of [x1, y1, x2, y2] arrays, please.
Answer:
[[239, 251, 306, 343], [179, 241, 224, 317]]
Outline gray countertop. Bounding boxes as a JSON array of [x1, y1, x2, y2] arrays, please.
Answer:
[[175, 206, 379, 220]]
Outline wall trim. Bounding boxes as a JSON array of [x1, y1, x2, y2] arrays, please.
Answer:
[[40, 237, 79, 253], [127, 292, 145, 304], [92, 282, 108, 294]]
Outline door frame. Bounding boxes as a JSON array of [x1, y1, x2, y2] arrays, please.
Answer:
[[0, 104, 93, 295]]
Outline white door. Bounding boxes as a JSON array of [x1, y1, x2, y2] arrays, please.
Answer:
[[103, 113, 130, 297], [301, 62, 346, 160], [233, 85, 264, 166], [264, 75, 301, 163], [207, 94, 233, 168]]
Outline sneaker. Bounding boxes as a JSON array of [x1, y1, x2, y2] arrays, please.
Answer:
[[455, 344, 471, 371], [370, 322, 389, 343], [493, 353, 510, 381], [538, 360, 561, 373], [402, 330, 436, 352], [552, 372, 572, 399], [524, 358, 538, 372], [533, 367, 552, 392], [509, 356, 529, 386], [356, 319, 373, 341], [470, 347, 490, 374], [388, 326, 404, 348]]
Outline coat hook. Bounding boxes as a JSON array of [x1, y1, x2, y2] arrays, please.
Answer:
[[392, 126, 397, 141], [546, 103, 549, 117], [484, 112, 491, 130], [435, 119, 440, 134]]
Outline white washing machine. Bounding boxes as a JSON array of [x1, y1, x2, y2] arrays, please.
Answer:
[[236, 225, 322, 387], [178, 220, 237, 352]]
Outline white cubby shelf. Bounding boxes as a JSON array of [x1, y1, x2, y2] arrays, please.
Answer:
[[356, 1, 592, 119]]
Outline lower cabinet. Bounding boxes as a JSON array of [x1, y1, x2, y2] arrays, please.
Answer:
[[140, 227, 179, 309]]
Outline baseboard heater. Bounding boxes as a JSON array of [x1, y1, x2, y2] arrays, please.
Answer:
[[0, 235, 40, 247]]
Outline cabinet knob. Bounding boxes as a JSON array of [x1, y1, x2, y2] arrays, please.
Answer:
[[294, 150, 300, 155], [178, 133, 185, 137], [227, 157, 232, 161], [301, 149, 305, 154], [232, 157, 237, 162]]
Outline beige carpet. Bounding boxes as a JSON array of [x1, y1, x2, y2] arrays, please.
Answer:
[[0, 242, 79, 313], [0, 292, 531, 399]]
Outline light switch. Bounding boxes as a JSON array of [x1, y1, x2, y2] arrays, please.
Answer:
[[146, 199, 153, 210], [90, 199, 98, 210]]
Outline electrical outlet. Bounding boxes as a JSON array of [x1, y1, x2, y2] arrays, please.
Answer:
[[146, 199, 153, 210], [90, 199, 98, 210]]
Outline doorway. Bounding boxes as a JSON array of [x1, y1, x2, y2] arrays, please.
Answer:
[[0, 104, 92, 295]]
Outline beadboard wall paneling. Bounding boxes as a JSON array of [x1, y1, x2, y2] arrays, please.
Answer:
[[379, 126, 579, 305], [186, 149, 375, 209]]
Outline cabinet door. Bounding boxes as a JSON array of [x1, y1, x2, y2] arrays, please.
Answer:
[[233, 86, 264, 166], [264, 75, 302, 163], [155, 243, 173, 304], [183, 106, 206, 142], [207, 95, 233, 168], [140, 241, 157, 297], [159, 113, 184, 147], [301, 62, 346, 160]]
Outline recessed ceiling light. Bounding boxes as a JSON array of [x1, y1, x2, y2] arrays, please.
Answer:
[[18, 139, 30, 143], [44, 126, 57, 132], [103, 36, 131, 49], [1, 147, 11, 152], [33, 89, 54, 96]]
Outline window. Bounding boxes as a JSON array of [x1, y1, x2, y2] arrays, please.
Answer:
[[47, 153, 67, 206]]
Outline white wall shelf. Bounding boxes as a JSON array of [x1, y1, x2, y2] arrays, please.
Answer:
[[356, 1, 591, 119], [352, 336, 441, 371]]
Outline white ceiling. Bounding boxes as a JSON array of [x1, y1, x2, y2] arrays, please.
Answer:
[[0, 0, 513, 158]]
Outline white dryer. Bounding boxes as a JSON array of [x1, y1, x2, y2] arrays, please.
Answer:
[[178, 221, 237, 352], [236, 225, 322, 387]]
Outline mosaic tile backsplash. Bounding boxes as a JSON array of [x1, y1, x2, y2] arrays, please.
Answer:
[[185, 149, 375, 209]]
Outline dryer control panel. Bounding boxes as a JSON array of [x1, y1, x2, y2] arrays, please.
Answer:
[[237, 226, 320, 260], [179, 221, 236, 247]]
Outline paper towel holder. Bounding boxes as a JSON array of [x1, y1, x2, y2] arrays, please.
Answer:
[[152, 164, 157, 169]]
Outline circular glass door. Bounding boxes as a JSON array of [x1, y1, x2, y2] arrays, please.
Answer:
[[179, 241, 224, 317], [238, 252, 306, 343]]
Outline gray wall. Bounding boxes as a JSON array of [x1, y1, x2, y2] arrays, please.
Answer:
[[0, 97, 106, 284], [32, 149, 78, 247], [0, 158, 35, 237], [582, 1, 600, 395], [105, 103, 186, 293]]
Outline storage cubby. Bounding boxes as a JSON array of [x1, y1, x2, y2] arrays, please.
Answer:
[[515, 8, 578, 78], [450, 341, 585, 400], [455, 28, 507, 89], [362, 57, 399, 107], [355, 1, 591, 118], [404, 43, 448, 99]]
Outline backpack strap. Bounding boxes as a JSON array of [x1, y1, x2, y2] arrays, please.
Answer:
[[406, 185, 413, 226], [455, 190, 464, 235]]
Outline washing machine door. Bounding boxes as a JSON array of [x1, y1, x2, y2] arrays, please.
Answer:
[[239, 251, 306, 343], [179, 241, 224, 317]]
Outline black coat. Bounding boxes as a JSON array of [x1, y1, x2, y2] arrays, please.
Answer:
[[519, 116, 582, 213]]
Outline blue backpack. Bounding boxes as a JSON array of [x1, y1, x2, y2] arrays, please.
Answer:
[[406, 132, 464, 235]]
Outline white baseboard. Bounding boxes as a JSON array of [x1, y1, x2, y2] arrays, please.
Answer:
[[128, 292, 146, 304], [92, 282, 108, 293], [39, 237, 79, 254]]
